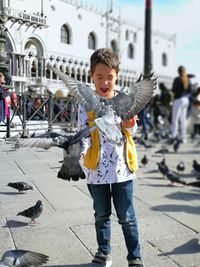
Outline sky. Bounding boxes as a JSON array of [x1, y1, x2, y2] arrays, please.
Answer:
[[86, 0, 200, 85]]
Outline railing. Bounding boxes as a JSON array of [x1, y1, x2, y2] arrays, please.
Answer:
[[6, 7, 47, 25], [0, 92, 78, 138]]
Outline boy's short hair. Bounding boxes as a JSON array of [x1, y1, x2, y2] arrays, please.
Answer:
[[90, 48, 119, 74]]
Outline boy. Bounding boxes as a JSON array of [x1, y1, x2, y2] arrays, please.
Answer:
[[78, 48, 143, 267]]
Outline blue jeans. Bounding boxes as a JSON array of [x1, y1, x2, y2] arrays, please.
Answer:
[[87, 180, 141, 261]]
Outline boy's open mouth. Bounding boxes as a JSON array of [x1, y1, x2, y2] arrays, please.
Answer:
[[100, 87, 109, 93]]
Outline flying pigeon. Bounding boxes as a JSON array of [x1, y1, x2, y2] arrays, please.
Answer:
[[7, 182, 33, 194], [0, 249, 49, 266], [57, 142, 85, 181], [14, 126, 97, 151], [47, 63, 157, 145], [17, 200, 43, 224]]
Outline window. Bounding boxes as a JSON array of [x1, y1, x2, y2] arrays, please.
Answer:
[[162, 52, 167, 66], [128, 43, 134, 59], [125, 30, 129, 41], [61, 24, 71, 44], [133, 32, 137, 43], [88, 32, 96, 50], [111, 39, 118, 54]]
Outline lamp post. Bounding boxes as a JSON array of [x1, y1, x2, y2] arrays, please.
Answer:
[[0, 7, 12, 138], [144, 0, 152, 77]]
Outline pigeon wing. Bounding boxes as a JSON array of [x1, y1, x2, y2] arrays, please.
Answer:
[[17, 206, 34, 218], [109, 73, 157, 120], [47, 63, 102, 113], [16, 138, 56, 150], [94, 109, 124, 146], [1, 250, 49, 267]]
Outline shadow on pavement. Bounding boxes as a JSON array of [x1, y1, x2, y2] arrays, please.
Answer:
[[165, 191, 200, 201], [151, 204, 200, 214], [0, 192, 20, 195], [3, 220, 30, 228], [158, 238, 200, 255]]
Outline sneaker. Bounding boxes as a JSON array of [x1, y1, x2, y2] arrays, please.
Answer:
[[92, 251, 112, 266], [128, 258, 144, 267]]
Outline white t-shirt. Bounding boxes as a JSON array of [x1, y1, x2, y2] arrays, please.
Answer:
[[77, 105, 137, 184]]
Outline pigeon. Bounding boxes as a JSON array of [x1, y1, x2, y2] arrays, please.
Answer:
[[57, 142, 86, 181], [14, 126, 97, 151], [17, 200, 43, 224], [186, 180, 200, 188], [165, 170, 186, 186], [155, 145, 169, 154], [176, 161, 185, 174], [0, 249, 49, 266], [7, 182, 33, 194], [141, 154, 148, 166], [13, 127, 97, 182], [157, 158, 169, 177], [47, 63, 157, 145], [173, 138, 181, 153], [193, 160, 200, 173], [136, 136, 153, 149]]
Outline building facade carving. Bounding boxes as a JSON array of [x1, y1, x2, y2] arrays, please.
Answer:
[[2, 0, 176, 94]]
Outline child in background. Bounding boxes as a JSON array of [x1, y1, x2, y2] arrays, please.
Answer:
[[78, 48, 143, 267]]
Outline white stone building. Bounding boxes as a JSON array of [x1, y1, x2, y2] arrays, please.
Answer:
[[2, 0, 176, 94]]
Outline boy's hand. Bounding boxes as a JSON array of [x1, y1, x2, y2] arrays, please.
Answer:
[[121, 115, 138, 128], [80, 152, 86, 159]]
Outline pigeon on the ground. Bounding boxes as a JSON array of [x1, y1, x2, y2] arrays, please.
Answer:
[[193, 160, 200, 173], [155, 145, 169, 154], [0, 249, 49, 266], [136, 136, 154, 149], [173, 138, 181, 153], [7, 182, 33, 194], [141, 154, 148, 166], [176, 161, 185, 174], [186, 180, 200, 188], [47, 63, 157, 145], [17, 200, 43, 224], [157, 158, 169, 177], [166, 170, 186, 186]]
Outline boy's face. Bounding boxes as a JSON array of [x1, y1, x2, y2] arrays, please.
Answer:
[[91, 63, 118, 98]]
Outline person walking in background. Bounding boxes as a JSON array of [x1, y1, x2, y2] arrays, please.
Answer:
[[0, 72, 9, 123], [170, 65, 191, 143], [78, 48, 143, 267]]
